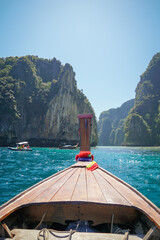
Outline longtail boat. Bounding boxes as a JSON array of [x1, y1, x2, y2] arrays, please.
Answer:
[[7, 142, 32, 151], [0, 114, 160, 240], [59, 143, 79, 149]]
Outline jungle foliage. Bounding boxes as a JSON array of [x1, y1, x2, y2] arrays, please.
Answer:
[[0, 56, 62, 124], [98, 99, 134, 146], [98, 53, 160, 146], [124, 53, 160, 146], [0, 55, 98, 146]]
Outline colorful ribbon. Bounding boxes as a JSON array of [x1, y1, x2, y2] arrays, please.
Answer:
[[86, 161, 99, 171]]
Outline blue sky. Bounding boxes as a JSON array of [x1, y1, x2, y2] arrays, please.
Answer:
[[1, 0, 160, 119]]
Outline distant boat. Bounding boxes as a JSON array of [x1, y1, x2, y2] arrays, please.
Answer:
[[1, 115, 160, 239], [59, 142, 79, 149], [8, 141, 32, 151]]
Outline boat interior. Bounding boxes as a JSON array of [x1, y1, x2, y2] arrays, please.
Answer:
[[0, 202, 160, 239]]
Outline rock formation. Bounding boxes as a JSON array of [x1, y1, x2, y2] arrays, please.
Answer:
[[0, 56, 98, 146], [124, 53, 160, 146], [98, 99, 134, 146]]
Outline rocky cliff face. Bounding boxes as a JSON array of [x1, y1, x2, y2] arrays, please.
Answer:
[[124, 53, 160, 146], [98, 99, 134, 146], [0, 56, 98, 146]]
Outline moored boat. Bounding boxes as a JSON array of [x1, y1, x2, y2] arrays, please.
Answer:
[[7, 142, 32, 151], [0, 114, 160, 239], [59, 143, 79, 149]]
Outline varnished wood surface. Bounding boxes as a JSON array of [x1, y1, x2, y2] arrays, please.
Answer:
[[0, 161, 160, 228], [79, 117, 92, 151]]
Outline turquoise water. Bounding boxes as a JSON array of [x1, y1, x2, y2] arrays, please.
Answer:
[[0, 147, 160, 208]]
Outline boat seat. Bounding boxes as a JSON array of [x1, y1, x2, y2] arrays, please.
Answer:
[[2, 229, 144, 240]]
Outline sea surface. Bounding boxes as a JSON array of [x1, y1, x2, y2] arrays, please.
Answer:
[[0, 146, 160, 208]]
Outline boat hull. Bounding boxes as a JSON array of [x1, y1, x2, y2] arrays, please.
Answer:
[[0, 161, 160, 239], [59, 146, 77, 149], [7, 147, 32, 151]]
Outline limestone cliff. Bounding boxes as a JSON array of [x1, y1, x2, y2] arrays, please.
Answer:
[[98, 99, 134, 146], [124, 52, 160, 146], [0, 56, 98, 146]]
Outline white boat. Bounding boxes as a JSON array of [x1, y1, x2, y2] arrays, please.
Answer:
[[8, 141, 32, 151], [59, 143, 79, 149]]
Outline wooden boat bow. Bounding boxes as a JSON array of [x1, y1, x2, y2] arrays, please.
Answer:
[[0, 114, 160, 239], [0, 161, 160, 227]]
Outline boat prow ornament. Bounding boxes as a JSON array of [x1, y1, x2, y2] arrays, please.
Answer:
[[75, 151, 94, 161]]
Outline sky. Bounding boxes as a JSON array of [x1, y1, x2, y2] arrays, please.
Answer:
[[0, 0, 160, 119]]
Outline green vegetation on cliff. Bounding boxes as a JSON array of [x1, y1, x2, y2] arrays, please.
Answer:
[[0, 56, 58, 135], [98, 99, 134, 146], [99, 53, 160, 146], [0, 56, 98, 146], [124, 53, 160, 146]]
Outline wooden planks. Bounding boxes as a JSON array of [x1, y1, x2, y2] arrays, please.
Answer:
[[86, 169, 106, 203], [93, 170, 131, 205], [33, 168, 78, 202], [0, 168, 73, 220], [96, 167, 160, 229], [71, 168, 87, 201], [51, 168, 82, 201]]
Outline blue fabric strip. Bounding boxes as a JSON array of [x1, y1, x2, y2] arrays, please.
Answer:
[[78, 157, 92, 161]]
